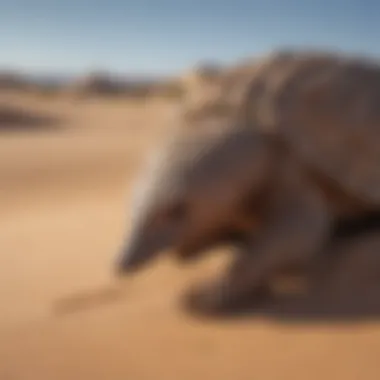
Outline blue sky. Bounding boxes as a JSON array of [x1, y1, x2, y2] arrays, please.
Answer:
[[0, 0, 379, 76]]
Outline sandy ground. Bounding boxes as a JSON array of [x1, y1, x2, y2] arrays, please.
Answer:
[[1, 92, 380, 380]]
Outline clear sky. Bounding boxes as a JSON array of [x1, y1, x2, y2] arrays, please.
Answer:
[[1, 0, 379, 76]]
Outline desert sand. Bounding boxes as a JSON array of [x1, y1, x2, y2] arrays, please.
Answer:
[[1, 91, 380, 380]]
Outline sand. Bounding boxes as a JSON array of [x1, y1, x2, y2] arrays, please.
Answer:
[[1, 92, 380, 380]]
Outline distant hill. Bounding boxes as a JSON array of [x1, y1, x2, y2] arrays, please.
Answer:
[[0, 61, 225, 99]]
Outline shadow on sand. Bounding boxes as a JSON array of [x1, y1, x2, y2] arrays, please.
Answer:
[[186, 290, 380, 325], [0, 104, 65, 133]]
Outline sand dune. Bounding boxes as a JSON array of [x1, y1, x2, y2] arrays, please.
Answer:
[[1, 93, 380, 380]]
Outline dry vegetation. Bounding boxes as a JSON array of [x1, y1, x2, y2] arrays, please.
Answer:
[[1, 61, 380, 380]]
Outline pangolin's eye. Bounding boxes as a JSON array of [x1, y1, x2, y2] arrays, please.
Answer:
[[167, 201, 187, 220]]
